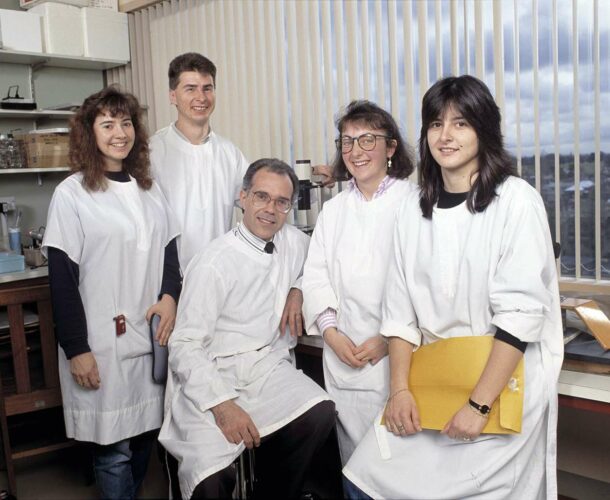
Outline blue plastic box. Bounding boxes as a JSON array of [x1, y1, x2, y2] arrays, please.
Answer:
[[0, 252, 25, 274]]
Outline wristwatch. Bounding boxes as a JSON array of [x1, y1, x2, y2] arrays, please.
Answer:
[[468, 398, 491, 416]]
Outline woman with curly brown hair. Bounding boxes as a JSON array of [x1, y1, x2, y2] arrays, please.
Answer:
[[42, 86, 181, 499]]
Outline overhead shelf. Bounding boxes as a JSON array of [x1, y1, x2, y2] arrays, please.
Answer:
[[0, 49, 127, 71], [0, 109, 75, 119]]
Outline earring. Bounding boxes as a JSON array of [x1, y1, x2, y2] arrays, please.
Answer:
[[387, 158, 392, 171]]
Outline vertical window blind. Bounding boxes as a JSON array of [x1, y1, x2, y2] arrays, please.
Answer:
[[108, 0, 609, 282]]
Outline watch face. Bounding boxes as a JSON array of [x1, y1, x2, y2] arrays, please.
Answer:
[[481, 405, 490, 414]]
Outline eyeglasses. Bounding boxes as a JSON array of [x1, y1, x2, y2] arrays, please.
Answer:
[[249, 190, 293, 214], [335, 133, 391, 153]]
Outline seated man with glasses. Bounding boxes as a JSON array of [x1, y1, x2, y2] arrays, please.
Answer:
[[159, 158, 335, 500]]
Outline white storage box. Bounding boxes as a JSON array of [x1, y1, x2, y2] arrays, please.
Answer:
[[20, 0, 89, 9], [30, 2, 84, 57], [81, 7, 129, 61], [0, 9, 43, 53]]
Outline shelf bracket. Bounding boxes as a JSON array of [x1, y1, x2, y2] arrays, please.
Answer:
[[31, 60, 50, 72]]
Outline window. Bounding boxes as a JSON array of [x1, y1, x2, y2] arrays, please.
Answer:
[[115, 0, 609, 281]]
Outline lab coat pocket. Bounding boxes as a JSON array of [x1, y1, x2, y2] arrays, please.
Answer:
[[115, 318, 152, 360], [469, 435, 516, 493]]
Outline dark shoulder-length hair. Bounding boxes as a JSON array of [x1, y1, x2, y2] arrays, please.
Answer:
[[418, 75, 517, 219], [69, 85, 152, 192], [333, 100, 415, 180]]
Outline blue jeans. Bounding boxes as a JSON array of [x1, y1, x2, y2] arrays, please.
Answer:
[[93, 431, 156, 500], [343, 475, 373, 500]]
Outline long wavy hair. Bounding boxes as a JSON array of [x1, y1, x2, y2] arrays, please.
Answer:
[[333, 100, 415, 181], [69, 85, 152, 192], [418, 75, 517, 219]]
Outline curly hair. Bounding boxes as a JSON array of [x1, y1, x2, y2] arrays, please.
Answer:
[[418, 75, 517, 219], [69, 85, 152, 192], [332, 100, 415, 181]]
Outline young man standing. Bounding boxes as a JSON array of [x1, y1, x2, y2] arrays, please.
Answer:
[[150, 52, 248, 270]]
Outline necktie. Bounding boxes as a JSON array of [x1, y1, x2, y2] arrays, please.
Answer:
[[264, 241, 275, 254]]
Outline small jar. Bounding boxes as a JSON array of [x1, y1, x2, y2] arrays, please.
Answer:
[[0, 133, 9, 169]]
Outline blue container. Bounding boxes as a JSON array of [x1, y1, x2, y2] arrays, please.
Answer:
[[0, 252, 25, 274]]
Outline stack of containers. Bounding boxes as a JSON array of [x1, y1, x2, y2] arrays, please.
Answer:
[[81, 6, 129, 61], [19, 0, 128, 61], [29, 2, 84, 56], [0, 8, 43, 52]]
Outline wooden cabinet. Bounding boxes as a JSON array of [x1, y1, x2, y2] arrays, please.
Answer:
[[0, 275, 67, 496]]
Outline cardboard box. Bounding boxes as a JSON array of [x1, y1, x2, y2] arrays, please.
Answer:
[[17, 131, 69, 169], [30, 2, 84, 57], [82, 7, 129, 61], [89, 0, 118, 11], [0, 8, 43, 53]]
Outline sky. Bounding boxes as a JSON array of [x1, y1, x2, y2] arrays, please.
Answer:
[[329, 0, 609, 157]]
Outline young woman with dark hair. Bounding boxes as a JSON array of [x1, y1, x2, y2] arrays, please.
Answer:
[[42, 86, 181, 499], [343, 76, 563, 499], [303, 100, 417, 467]]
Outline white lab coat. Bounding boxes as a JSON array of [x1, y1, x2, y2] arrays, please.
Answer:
[[149, 125, 248, 269], [42, 173, 179, 445], [302, 179, 416, 463], [159, 224, 331, 499], [344, 177, 563, 499]]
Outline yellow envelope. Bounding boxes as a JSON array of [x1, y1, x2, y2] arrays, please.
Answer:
[[382, 336, 524, 434]]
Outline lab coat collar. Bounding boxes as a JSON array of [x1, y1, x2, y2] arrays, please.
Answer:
[[234, 223, 274, 254], [171, 121, 212, 145]]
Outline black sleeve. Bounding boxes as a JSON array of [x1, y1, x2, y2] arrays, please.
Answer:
[[47, 247, 91, 359], [494, 327, 528, 353], [159, 237, 182, 302]]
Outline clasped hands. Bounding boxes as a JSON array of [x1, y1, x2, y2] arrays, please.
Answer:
[[324, 328, 388, 368], [383, 389, 488, 441]]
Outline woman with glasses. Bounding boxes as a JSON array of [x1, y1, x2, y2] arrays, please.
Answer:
[[342, 76, 563, 499], [42, 86, 180, 499], [302, 100, 416, 467]]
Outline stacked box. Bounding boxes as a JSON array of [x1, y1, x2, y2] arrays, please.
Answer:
[[17, 131, 70, 169], [82, 7, 129, 61], [89, 0, 118, 10], [0, 8, 43, 53], [30, 2, 84, 56]]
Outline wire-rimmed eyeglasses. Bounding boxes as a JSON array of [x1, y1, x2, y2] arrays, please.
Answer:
[[335, 133, 391, 153], [249, 190, 293, 214]]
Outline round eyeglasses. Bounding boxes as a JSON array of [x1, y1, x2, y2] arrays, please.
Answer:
[[335, 133, 391, 153], [249, 190, 293, 214]]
